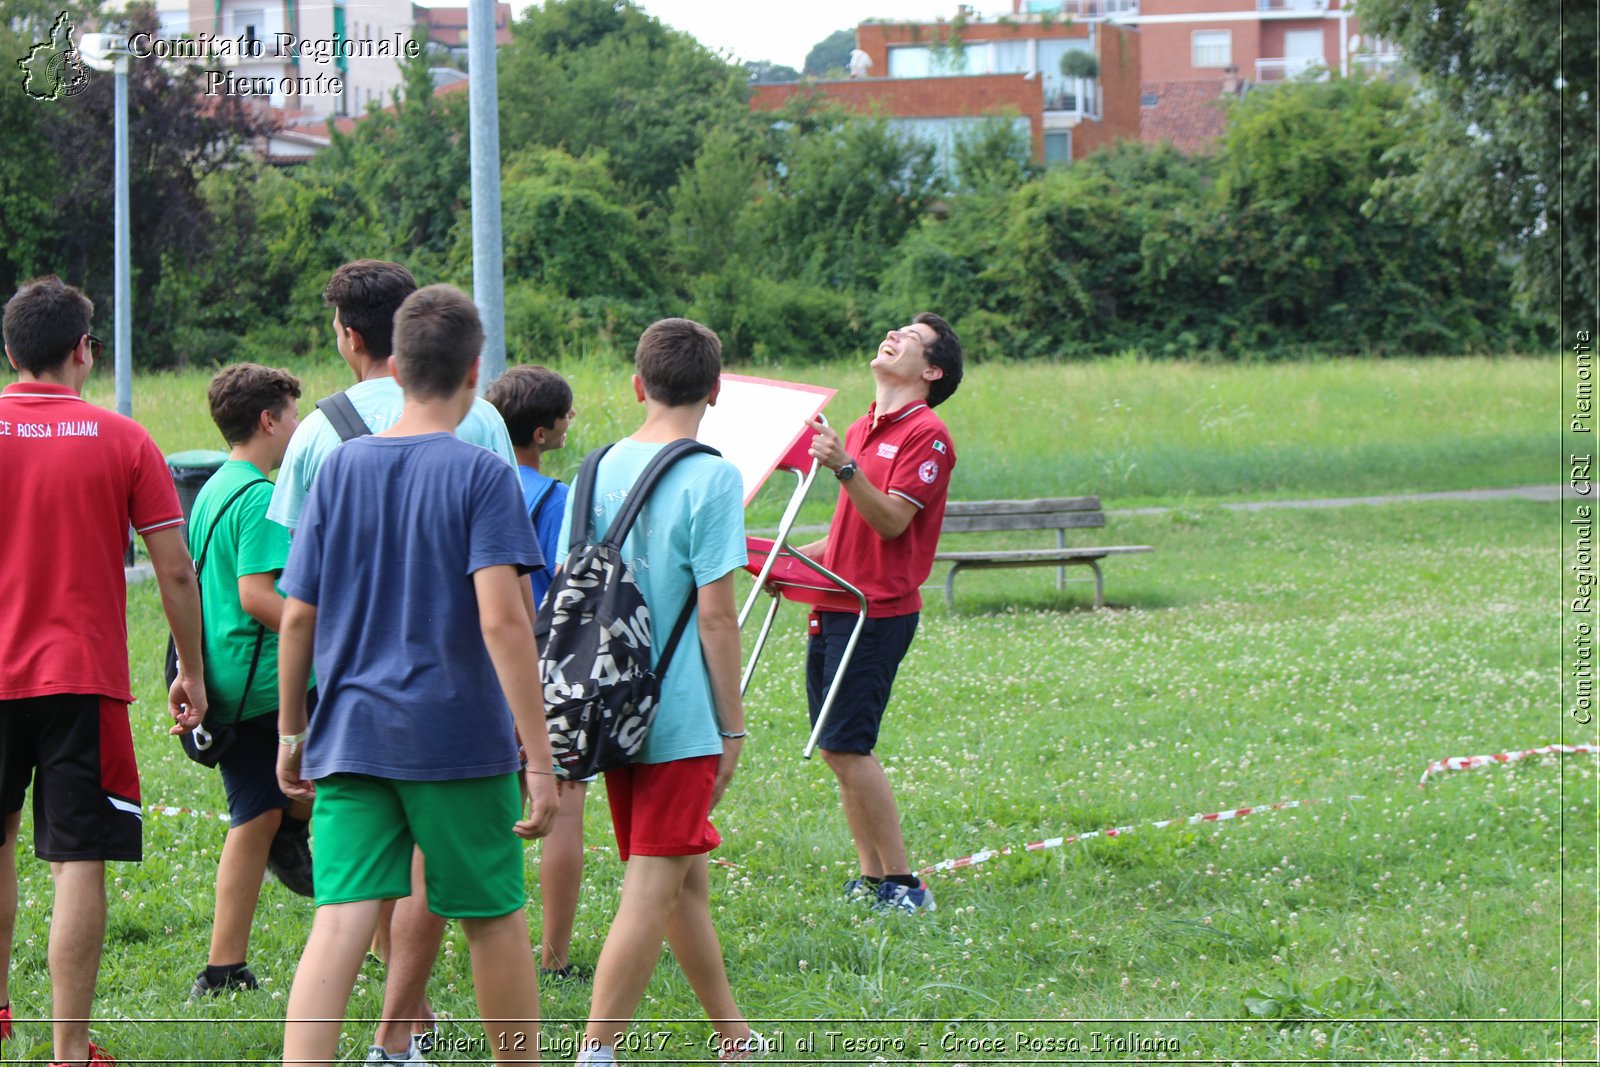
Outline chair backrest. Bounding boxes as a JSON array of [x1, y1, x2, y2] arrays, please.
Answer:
[[941, 497, 1105, 534]]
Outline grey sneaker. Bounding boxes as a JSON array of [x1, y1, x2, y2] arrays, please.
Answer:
[[365, 1043, 430, 1064]]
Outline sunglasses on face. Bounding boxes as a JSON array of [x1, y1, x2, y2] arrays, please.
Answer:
[[85, 334, 104, 359]]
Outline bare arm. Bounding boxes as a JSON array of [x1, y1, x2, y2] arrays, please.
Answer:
[[275, 596, 317, 801], [475, 564, 558, 839], [238, 572, 284, 632], [807, 417, 917, 540], [143, 525, 207, 731], [697, 572, 745, 812]]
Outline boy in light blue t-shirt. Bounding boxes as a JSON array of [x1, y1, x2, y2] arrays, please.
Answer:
[[561, 318, 764, 1064], [276, 285, 558, 1066]]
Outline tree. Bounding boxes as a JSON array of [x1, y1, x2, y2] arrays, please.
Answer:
[[496, 0, 748, 203], [1358, 0, 1595, 334], [744, 60, 800, 83], [3, 2, 275, 364], [803, 29, 854, 76]]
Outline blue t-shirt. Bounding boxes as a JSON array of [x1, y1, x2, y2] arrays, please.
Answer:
[[557, 438, 747, 764], [280, 433, 544, 781], [517, 465, 567, 608]]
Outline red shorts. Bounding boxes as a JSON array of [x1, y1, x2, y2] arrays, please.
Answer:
[[603, 755, 721, 861]]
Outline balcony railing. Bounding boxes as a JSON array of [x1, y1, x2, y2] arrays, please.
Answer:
[[1255, 56, 1328, 82], [1026, 0, 1139, 19], [1258, 0, 1324, 11], [1044, 76, 1100, 118], [1352, 51, 1404, 75]]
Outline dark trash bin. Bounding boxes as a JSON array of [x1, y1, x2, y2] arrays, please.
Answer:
[[166, 449, 229, 526]]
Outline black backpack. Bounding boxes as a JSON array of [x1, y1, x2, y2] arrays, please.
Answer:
[[537, 438, 719, 780]]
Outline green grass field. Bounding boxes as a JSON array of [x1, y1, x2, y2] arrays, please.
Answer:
[[5, 355, 1590, 1063]]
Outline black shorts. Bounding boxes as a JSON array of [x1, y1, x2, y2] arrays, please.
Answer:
[[0, 694, 142, 862], [806, 611, 919, 755]]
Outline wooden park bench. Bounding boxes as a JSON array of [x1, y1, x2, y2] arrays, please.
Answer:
[[934, 497, 1152, 609]]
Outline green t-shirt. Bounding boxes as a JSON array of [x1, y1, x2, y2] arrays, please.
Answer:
[[188, 459, 297, 722]]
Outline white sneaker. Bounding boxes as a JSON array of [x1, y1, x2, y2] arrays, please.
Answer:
[[366, 1043, 430, 1064], [718, 1031, 771, 1062]]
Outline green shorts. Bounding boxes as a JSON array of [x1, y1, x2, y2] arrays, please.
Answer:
[[311, 773, 526, 918]]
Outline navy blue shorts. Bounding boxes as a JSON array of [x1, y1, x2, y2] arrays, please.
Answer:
[[217, 689, 315, 827], [806, 611, 919, 755]]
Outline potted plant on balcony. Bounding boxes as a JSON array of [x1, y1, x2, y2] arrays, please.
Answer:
[[1059, 49, 1100, 80]]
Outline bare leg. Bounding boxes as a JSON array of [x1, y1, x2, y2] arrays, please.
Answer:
[[208, 808, 282, 966], [819, 749, 911, 877], [460, 910, 541, 1064], [0, 811, 20, 1010], [538, 782, 587, 970], [370, 898, 396, 963], [47, 860, 105, 1066], [372, 847, 443, 1055], [283, 899, 383, 1066], [662, 855, 750, 1049], [582, 854, 689, 1049]]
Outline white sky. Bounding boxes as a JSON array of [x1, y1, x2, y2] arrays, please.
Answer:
[[515, 2, 1000, 72]]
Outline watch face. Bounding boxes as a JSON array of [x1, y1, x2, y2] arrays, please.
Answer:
[[837, 462, 856, 481]]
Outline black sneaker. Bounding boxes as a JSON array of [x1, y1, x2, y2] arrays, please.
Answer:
[[188, 965, 259, 1001], [267, 816, 314, 897]]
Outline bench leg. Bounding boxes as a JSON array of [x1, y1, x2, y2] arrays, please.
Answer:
[[1089, 559, 1104, 609], [1057, 528, 1067, 592], [945, 562, 965, 609]]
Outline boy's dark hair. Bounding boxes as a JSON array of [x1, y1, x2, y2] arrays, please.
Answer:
[[392, 285, 484, 400], [322, 260, 417, 359], [635, 318, 721, 408], [915, 311, 963, 408], [486, 365, 574, 448], [207, 364, 302, 445], [2, 276, 94, 376]]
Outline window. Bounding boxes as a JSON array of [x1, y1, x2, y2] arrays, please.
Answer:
[[887, 45, 931, 78], [1192, 30, 1232, 68], [233, 8, 264, 53], [1044, 130, 1072, 166]]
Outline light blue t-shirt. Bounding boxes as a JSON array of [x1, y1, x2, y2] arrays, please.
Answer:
[[517, 465, 567, 608], [556, 439, 747, 764], [267, 376, 516, 530], [280, 433, 544, 781]]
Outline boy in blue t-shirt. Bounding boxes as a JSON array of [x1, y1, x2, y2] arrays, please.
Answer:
[[560, 319, 764, 1063], [486, 364, 593, 985], [276, 285, 558, 1065]]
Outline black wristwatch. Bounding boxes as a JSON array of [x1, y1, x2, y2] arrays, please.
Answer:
[[835, 460, 858, 482]]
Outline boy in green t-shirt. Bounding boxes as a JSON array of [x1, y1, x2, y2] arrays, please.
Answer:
[[185, 363, 311, 999]]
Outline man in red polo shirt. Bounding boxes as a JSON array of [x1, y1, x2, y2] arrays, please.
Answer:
[[800, 312, 963, 914], [0, 276, 207, 1067]]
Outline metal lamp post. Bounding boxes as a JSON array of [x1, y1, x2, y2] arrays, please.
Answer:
[[80, 33, 133, 418]]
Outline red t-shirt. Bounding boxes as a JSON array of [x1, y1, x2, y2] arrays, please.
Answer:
[[822, 401, 956, 617], [0, 383, 183, 702]]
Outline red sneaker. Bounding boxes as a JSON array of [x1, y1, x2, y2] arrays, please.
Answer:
[[0, 1002, 11, 1040], [48, 1041, 116, 1066]]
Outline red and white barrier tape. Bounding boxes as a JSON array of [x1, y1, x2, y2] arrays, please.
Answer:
[[1418, 743, 1598, 786], [916, 797, 1334, 876]]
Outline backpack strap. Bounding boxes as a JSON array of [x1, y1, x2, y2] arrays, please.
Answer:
[[194, 479, 271, 575], [527, 477, 560, 528], [566, 444, 615, 557], [189, 477, 271, 728], [601, 439, 721, 550], [316, 391, 372, 443]]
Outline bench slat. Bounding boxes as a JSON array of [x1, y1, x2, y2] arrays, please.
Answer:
[[941, 511, 1106, 534], [944, 497, 1100, 516], [934, 546, 1152, 564]]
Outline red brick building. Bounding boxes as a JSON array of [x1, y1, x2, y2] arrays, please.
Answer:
[[751, 0, 1396, 161]]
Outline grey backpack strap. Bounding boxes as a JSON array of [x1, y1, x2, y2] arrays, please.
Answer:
[[316, 392, 371, 443]]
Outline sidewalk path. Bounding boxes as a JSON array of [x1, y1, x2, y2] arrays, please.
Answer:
[[1111, 484, 1563, 517]]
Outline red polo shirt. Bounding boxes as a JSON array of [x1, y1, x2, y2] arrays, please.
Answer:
[[0, 382, 184, 702], [822, 401, 955, 617]]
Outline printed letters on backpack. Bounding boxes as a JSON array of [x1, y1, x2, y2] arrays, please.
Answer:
[[536, 439, 718, 780]]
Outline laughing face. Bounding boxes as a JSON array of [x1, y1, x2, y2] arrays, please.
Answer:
[[871, 322, 939, 380]]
